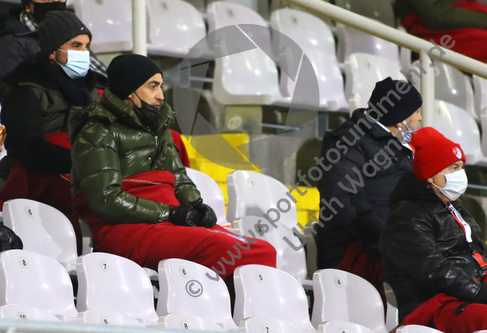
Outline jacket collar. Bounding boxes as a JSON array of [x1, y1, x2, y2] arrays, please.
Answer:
[[0, 14, 36, 37], [351, 108, 398, 140]]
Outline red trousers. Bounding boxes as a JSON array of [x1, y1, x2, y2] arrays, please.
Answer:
[[338, 240, 385, 306], [400, 293, 487, 333], [403, 1, 487, 64], [73, 170, 276, 279]]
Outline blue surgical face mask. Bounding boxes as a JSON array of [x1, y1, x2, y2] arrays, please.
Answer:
[[56, 49, 90, 79]]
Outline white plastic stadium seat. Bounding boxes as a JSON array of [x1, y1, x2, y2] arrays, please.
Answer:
[[158, 313, 224, 331], [207, 1, 280, 105], [73, 0, 133, 53], [344, 53, 403, 113], [432, 100, 487, 166], [396, 325, 444, 333], [185, 167, 228, 226], [156, 258, 238, 331], [474, 75, 487, 119], [411, 61, 476, 120], [317, 320, 376, 333], [76, 308, 145, 327], [239, 317, 305, 333], [384, 282, 399, 332], [233, 264, 316, 332], [232, 216, 308, 284], [0, 250, 78, 319], [271, 8, 348, 111], [147, 0, 206, 58], [76, 252, 158, 327], [311, 269, 388, 333], [3, 199, 78, 274], [336, 24, 399, 64], [227, 171, 298, 230], [0, 304, 62, 322]]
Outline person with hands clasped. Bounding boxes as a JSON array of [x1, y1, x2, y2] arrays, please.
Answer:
[[70, 54, 276, 285], [380, 127, 487, 333]]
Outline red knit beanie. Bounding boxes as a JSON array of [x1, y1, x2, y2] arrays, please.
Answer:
[[411, 127, 466, 181]]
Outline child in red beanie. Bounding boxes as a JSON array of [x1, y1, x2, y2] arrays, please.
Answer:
[[380, 127, 487, 333]]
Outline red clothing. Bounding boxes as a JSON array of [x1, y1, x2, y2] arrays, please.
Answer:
[[73, 170, 276, 279], [0, 132, 82, 253], [337, 240, 386, 306], [170, 130, 190, 168], [400, 293, 487, 333], [403, 1, 487, 64]]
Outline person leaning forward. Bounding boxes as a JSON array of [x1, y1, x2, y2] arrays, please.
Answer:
[[315, 77, 422, 296], [69, 54, 276, 287]]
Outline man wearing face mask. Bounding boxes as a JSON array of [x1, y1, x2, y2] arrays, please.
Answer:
[[0, 11, 99, 253], [0, 0, 107, 93], [381, 127, 487, 333], [69, 54, 276, 285], [316, 77, 422, 296]]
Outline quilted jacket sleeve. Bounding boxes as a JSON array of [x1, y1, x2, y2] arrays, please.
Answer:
[[72, 120, 171, 224]]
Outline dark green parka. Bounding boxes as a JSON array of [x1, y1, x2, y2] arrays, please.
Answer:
[[69, 89, 200, 224]]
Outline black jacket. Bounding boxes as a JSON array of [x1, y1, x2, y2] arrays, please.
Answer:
[[0, 14, 39, 80], [316, 109, 413, 268], [0, 55, 98, 175], [380, 172, 487, 322]]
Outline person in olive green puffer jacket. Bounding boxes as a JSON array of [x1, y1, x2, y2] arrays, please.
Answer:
[[69, 54, 276, 284]]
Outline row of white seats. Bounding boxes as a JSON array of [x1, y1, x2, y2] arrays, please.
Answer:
[[0, 249, 387, 332]]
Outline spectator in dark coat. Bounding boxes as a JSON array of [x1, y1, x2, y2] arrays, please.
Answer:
[[381, 127, 487, 333], [0, 11, 99, 254], [0, 0, 106, 98], [316, 77, 422, 294]]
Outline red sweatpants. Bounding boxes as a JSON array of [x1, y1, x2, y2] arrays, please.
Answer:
[[401, 293, 487, 333], [74, 170, 276, 279]]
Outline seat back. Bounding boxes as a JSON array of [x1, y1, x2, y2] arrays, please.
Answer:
[[73, 0, 133, 53], [233, 264, 315, 332], [271, 8, 348, 111], [232, 216, 306, 281], [0, 250, 77, 318], [147, 0, 206, 57], [473, 75, 487, 119], [0, 304, 62, 322], [384, 282, 399, 332], [207, 1, 279, 105], [156, 258, 237, 330], [334, 0, 395, 27], [185, 167, 228, 225], [344, 53, 403, 112], [239, 317, 305, 333], [3, 199, 78, 273], [77, 308, 145, 327], [158, 313, 224, 331], [395, 325, 444, 333], [311, 269, 387, 333], [318, 320, 376, 333], [76, 252, 158, 325], [411, 61, 476, 120], [336, 24, 399, 64], [227, 171, 297, 229], [432, 100, 483, 165]]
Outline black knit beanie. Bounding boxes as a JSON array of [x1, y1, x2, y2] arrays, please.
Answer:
[[368, 77, 422, 126], [39, 11, 92, 55], [107, 54, 163, 100]]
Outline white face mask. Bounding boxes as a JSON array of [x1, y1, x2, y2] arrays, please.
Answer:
[[56, 49, 90, 79], [432, 169, 468, 201]]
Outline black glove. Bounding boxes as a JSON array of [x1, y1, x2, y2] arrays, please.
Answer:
[[190, 198, 217, 228], [168, 204, 202, 227]]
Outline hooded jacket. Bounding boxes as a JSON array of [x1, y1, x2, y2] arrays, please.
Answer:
[[316, 109, 413, 268], [69, 89, 200, 224], [380, 172, 487, 322]]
